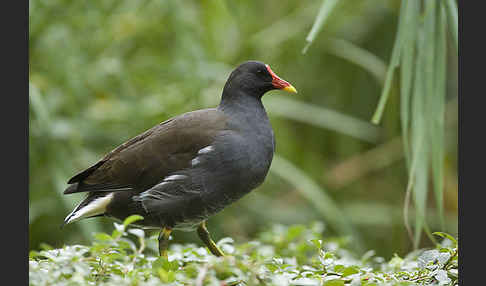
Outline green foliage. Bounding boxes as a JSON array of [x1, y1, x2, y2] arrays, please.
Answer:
[[305, 0, 458, 248], [368, 0, 454, 247], [302, 0, 340, 54], [30, 218, 458, 286]]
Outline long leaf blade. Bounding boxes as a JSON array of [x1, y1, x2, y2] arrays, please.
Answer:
[[265, 96, 381, 143], [444, 0, 458, 53], [302, 0, 340, 54], [410, 25, 428, 249], [430, 4, 447, 230], [370, 0, 408, 124], [324, 37, 387, 86], [399, 0, 419, 168]]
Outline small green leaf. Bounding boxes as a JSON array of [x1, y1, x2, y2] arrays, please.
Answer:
[[29, 250, 41, 259], [123, 215, 144, 226], [111, 229, 123, 240], [157, 268, 170, 283], [432, 232, 457, 246], [342, 266, 360, 277], [324, 252, 335, 259], [94, 233, 113, 242], [266, 263, 279, 272], [153, 257, 180, 272], [167, 270, 176, 282], [310, 239, 323, 249], [333, 265, 345, 273], [323, 279, 344, 286], [39, 243, 53, 250], [286, 225, 305, 241]]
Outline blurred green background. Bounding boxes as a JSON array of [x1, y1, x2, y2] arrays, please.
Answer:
[[29, 0, 458, 258]]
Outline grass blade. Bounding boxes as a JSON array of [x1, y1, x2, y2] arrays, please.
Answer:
[[251, 4, 318, 48], [409, 24, 428, 249], [444, 0, 458, 53], [411, 0, 438, 248], [430, 5, 447, 230], [400, 0, 450, 248], [399, 0, 419, 168], [302, 0, 340, 54], [270, 154, 363, 251], [412, 139, 428, 249], [370, 0, 408, 124], [422, 0, 441, 241], [324, 37, 387, 85], [265, 96, 381, 143]]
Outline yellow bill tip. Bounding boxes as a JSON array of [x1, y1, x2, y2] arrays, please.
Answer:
[[282, 84, 297, 94]]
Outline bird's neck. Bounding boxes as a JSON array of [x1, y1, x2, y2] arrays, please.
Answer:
[[219, 89, 264, 113], [218, 90, 270, 130]]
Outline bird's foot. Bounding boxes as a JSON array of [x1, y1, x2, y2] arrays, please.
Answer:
[[197, 221, 225, 257], [158, 227, 172, 258]]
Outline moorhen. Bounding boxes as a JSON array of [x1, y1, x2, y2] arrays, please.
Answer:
[[62, 60, 297, 257]]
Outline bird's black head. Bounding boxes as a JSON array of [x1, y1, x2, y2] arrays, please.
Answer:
[[222, 61, 297, 99]]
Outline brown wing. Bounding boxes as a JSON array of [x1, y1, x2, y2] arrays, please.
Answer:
[[64, 108, 228, 194]]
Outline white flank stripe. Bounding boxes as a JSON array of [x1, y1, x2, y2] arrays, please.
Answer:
[[164, 174, 186, 181], [64, 193, 114, 224], [156, 181, 170, 187], [198, 145, 214, 155], [191, 157, 201, 166]]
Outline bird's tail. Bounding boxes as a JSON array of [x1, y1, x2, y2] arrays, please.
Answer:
[[61, 192, 114, 228]]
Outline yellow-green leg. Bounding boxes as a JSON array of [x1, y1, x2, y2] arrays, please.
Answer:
[[158, 227, 172, 257], [197, 221, 225, 257]]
